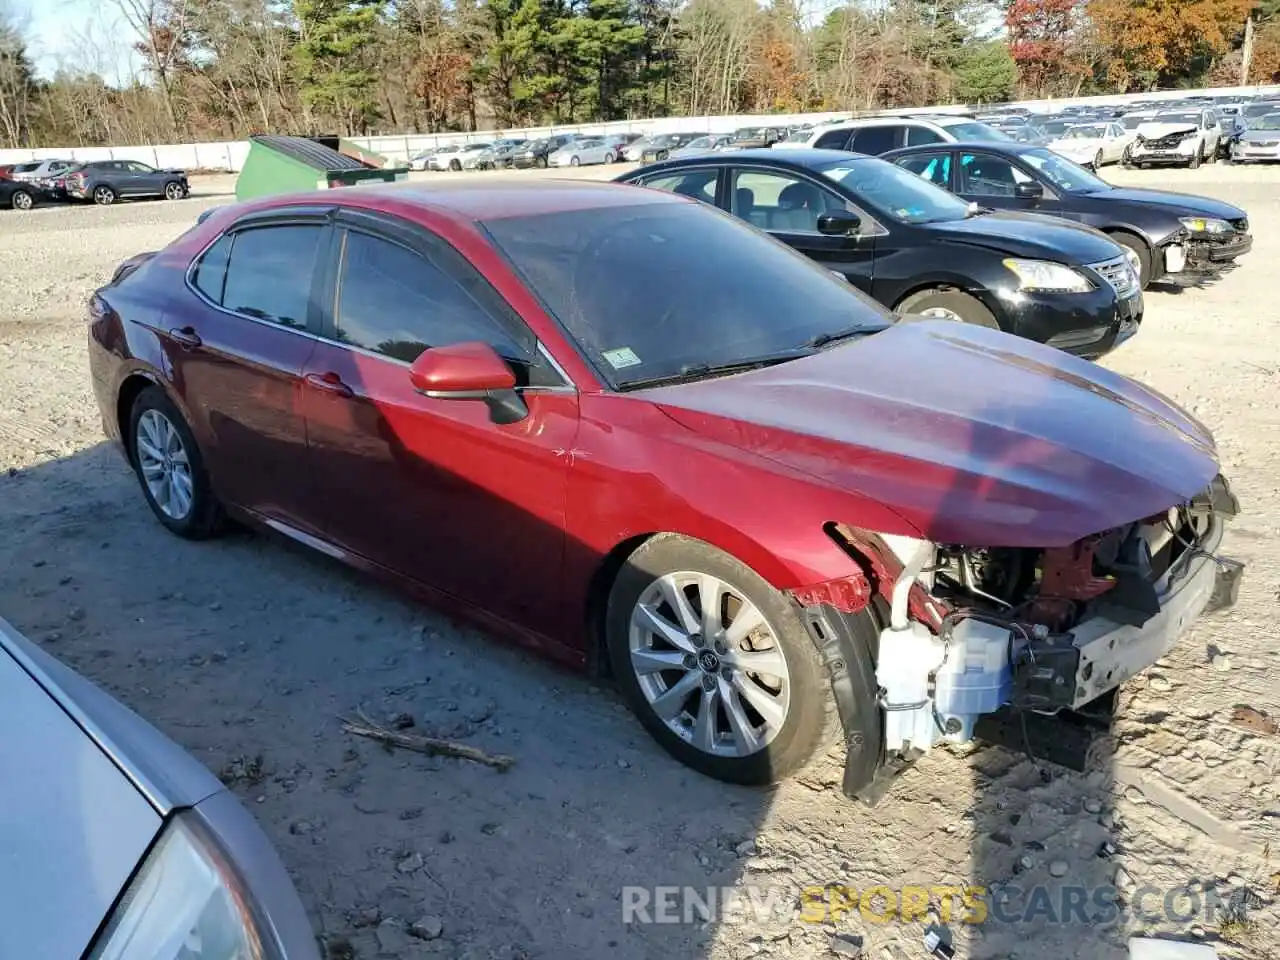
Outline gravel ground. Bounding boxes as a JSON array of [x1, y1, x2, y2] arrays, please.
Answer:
[[1, 162, 1278, 960]]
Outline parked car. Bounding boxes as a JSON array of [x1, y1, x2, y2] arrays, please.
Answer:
[[64, 160, 190, 205], [884, 141, 1252, 288], [409, 148, 441, 171], [510, 135, 578, 168], [727, 125, 786, 149], [1228, 112, 1280, 163], [1005, 122, 1052, 145], [89, 179, 1242, 801], [776, 115, 1012, 156], [1126, 109, 1222, 169], [668, 134, 735, 158], [430, 142, 492, 171], [622, 132, 709, 162], [1047, 121, 1134, 168], [461, 138, 526, 170], [487, 140, 532, 169], [0, 614, 320, 959], [0, 176, 40, 211], [548, 137, 619, 166], [619, 149, 1142, 357], [7, 157, 77, 182]]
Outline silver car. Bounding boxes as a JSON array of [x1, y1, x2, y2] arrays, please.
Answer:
[[1230, 112, 1280, 163], [0, 615, 319, 960]]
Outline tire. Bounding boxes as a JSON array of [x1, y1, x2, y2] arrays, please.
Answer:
[[1122, 145, 1133, 167], [10, 189, 34, 211], [1093, 150, 1104, 170], [164, 181, 185, 200], [1189, 150, 1201, 170], [605, 535, 836, 786], [604, 152, 616, 164], [93, 185, 117, 206], [1205, 144, 1217, 164], [128, 386, 224, 540], [449, 159, 461, 172], [895, 288, 1000, 328], [537, 156, 548, 169], [570, 156, 580, 167], [1108, 231, 1152, 290]]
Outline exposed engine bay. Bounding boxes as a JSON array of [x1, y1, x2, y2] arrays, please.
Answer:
[[869, 474, 1243, 778]]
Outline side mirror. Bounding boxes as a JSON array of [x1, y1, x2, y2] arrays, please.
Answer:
[[1015, 181, 1044, 201], [409, 341, 528, 425], [817, 212, 862, 237]]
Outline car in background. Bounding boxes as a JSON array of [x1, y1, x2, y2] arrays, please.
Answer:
[[668, 134, 734, 158], [487, 140, 533, 169], [1048, 121, 1134, 168], [622, 132, 709, 162], [782, 114, 1012, 156], [430, 142, 492, 171], [510, 134, 578, 168], [1127, 109, 1222, 169], [727, 125, 786, 149], [462, 138, 526, 170], [1229, 111, 1280, 163], [89, 178, 1241, 803], [64, 160, 190, 206], [549, 137, 620, 166], [0, 176, 41, 211], [1004, 122, 1052, 145], [7, 157, 76, 182], [618, 148, 1142, 358], [409, 147, 441, 171], [884, 140, 1251, 288], [0, 615, 319, 960]]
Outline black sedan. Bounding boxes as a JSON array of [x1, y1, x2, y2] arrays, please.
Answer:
[[0, 177, 40, 211], [616, 148, 1142, 360], [881, 141, 1252, 289]]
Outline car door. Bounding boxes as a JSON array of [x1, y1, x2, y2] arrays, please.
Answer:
[[726, 166, 877, 293], [170, 209, 327, 528], [896, 150, 953, 190], [954, 150, 1067, 218], [630, 166, 722, 206], [299, 210, 578, 635], [848, 124, 906, 156]]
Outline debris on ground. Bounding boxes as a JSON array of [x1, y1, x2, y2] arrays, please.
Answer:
[[340, 709, 515, 771]]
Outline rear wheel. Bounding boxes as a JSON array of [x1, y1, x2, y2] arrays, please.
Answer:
[[449, 159, 461, 172], [606, 536, 836, 786], [537, 156, 548, 169], [93, 185, 117, 206], [10, 189, 34, 211], [128, 386, 224, 539], [896, 288, 1000, 328]]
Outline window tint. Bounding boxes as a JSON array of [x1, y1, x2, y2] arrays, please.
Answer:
[[898, 152, 951, 186], [849, 125, 900, 155], [957, 153, 1032, 197], [336, 231, 521, 364], [221, 224, 321, 328], [906, 126, 946, 146], [192, 233, 233, 303], [814, 129, 852, 150], [637, 169, 717, 204], [729, 169, 847, 232]]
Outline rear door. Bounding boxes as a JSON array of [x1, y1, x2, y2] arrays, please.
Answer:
[[629, 166, 722, 206], [170, 209, 329, 527], [725, 165, 877, 293]]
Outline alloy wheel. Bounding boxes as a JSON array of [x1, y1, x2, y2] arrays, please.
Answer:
[[12, 191, 32, 210], [628, 571, 791, 757], [136, 409, 194, 520], [165, 182, 184, 200], [95, 186, 115, 205], [920, 306, 963, 322]]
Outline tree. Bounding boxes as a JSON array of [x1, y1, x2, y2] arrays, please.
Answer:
[[1006, 0, 1088, 96], [0, 13, 37, 147], [293, 0, 386, 133], [954, 39, 1017, 102], [111, 0, 193, 134], [1088, 0, 1253, 89]]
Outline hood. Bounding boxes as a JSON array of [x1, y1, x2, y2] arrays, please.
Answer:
[[1136, 121, 1198, 140], [922, 210, 1121, 263], [0, 623, 164, 959], [1239, 128, 1280, 143], [1090, 186, 1245, 220], [1050, 136, 1099, 152], [644, 320, 1218, 548]]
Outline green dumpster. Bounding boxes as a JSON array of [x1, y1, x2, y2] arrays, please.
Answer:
[[235, 135, 410, 202]]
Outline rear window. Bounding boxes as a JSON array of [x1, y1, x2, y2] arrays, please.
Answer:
[[11, 162, 39, 173]]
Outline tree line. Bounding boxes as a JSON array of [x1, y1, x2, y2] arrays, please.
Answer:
[[1, 0, 1278, 150]]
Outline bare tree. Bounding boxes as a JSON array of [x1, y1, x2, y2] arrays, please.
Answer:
[[109, 0, 190, 134]]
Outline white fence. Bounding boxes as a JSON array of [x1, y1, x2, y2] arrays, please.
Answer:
[[4, 83, 1279, 172]]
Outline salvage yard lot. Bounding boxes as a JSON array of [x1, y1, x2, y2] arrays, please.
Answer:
[[2, 162, 1279, 960]]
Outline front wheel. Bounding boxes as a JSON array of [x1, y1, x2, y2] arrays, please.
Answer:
[[449, 159, 461, 172], [606, 536, 837, 786], [537, 156, 548, 169], [93, 185, 117, 206], [896, 288, 1000, 329], [128, 386, 224, 539], [164, 181, 185, 200], [1189, 150, 1201, 170], [1093, 150, 1104, 170], [569, 156, 580, 167], [10, 189, 34, 211]]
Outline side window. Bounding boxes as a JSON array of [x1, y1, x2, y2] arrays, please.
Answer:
[[636, 169, 717, 205], [814, 128, 852, 150], [192, 233, 233, 304], [958, 153, 1031, 197], [898, 152, 951, 187], [221, 224, 322, 328], [335, 231, 523, 364], [729, 169, 847, 233], [906, 125, 946, 147], [849, 125, 901, 155]]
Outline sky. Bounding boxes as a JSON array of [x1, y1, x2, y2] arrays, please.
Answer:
[[13, 0, 141, 80]]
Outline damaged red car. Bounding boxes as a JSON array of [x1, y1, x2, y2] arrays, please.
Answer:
[[88, 181, 1243, 800]]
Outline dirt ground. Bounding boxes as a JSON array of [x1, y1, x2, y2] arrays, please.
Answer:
[[1, 161, 1278, 960]]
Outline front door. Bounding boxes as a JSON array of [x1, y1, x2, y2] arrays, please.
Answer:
[[954, 150, 1067, 219], [726, 166, 877, 294], [167, 214, 328, 528], [300, 216, 578, 635]]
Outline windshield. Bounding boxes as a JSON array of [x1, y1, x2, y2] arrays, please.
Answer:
[[1119, 115, 1150, 129], [782, 128, 810, 142], [1019, 147, 1110, 193], [1249, 113, 1280, 131], [1041, 119, 1072, 135], [941, 121, 1011, 142], [1062, 124, 1105, 139], [1154, 113, 1200, 125], [1245, 101, 1280, 118], [734, 128, 762, 140], [482, 202, 890, 388], [821, 156, 972, 224], [682, 137, 713, 149]]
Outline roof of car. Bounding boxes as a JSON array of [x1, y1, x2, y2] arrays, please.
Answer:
[[882, 141, 1043, 158], [648, 147, 868, 169]]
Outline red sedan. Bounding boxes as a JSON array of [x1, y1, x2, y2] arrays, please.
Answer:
[[89, 181, 1241, 799]]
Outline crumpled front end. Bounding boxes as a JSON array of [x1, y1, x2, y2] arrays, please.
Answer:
[[818, 474, 1242, 801]]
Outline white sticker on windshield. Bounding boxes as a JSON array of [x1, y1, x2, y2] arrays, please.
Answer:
[[602, 347, 642, 369]]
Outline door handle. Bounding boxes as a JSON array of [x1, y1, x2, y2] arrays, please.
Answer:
[[304, 372, 353, 398], [167, 326, 202, 348]]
